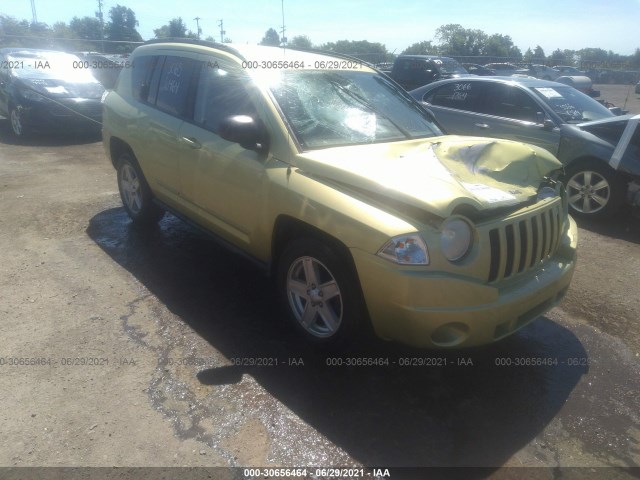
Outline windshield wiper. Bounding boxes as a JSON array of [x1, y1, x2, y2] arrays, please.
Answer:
[[328, 79, 412, 138]]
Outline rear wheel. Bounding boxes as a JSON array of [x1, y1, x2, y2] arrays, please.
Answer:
[[277, 238, 365, 346], [564, 160, 625, 219], [116, 153, 164, 225]]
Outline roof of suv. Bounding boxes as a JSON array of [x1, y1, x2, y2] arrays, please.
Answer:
[[136, 39, 377, 72]]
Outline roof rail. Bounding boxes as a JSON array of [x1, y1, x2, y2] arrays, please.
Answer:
[[141, 37, 242, 58], [283, 46, 377, 68]]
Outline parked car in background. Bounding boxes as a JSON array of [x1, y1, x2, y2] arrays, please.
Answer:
[[374, 62, 393, 73], [516, 64, 561, 81], [74, 51, 123, 89], [554, 66, 586, 76], [484, 63, 521, 76], [0, 48, 104, 137], [462, 63, 496, 76], [389, 55, 470, 90], [102, 40, 577, 348], [411, 77, 640, 219]]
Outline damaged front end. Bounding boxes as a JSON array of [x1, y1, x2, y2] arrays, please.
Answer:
[[294, 137, 577, 348]]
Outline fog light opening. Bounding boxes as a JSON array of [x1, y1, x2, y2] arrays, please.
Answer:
[[430, 322, 470, 347]]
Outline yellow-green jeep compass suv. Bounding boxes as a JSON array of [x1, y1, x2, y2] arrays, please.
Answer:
[[102, 39, 578, 348]]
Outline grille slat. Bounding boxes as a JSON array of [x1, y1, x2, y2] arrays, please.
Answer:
[[496, 227, 508, 281], [488, 202, 563, 283]]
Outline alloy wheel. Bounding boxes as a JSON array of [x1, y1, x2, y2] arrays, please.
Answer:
[[286, 256, 343, 338], [567, 170, 611, 214], [119, 163, 143, 214]]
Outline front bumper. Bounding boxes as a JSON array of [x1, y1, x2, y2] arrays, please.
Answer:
[[18, 97, 102, 133], [352, 216, 578, 349]]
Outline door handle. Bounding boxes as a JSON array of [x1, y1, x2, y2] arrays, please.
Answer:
[[474, 123, 490, 129], [181, 136, 202, 149]]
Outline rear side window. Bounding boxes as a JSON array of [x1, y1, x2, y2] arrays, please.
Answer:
[[155, 56, 199, 118], [131, 55, 158, 102], [425, 81, 482, 112]]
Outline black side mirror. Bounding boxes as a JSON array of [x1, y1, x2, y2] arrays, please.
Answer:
[[219, 115, 268, 152], [536, 112, 555, 130]]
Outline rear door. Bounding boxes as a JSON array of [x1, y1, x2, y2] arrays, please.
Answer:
[[126, 54, 199, 206], [419, 80, 488, 135]]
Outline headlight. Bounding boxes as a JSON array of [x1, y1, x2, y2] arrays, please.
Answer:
[[537, 186, 558, 201], [440, 217, 473, 262], [377, 234, 429, 265]]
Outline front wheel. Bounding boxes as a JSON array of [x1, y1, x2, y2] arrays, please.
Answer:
[[116, 153, 164, 225], [9, 105, 28, 137], [276, 238, 365, 346], [564, 160, 625, 219]]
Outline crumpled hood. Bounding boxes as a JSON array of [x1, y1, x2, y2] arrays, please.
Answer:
[[295, 136, 562, 217]]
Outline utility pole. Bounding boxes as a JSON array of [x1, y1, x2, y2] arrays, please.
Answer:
[[194, 17, 201, 39], [97, 0, 105, 53], [218, 19, 225, 43], [280, 0, 286, 45], [30, 0, 38, 24]]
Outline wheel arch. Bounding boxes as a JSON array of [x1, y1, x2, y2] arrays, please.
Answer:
[[109, 137, 136, 169], [271, 214, 374, 341], [564, 155, 628, 181], [270, 215, 357, 277]]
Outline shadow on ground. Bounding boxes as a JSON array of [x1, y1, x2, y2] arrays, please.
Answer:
[[87, 208, 588, 470], [575, 209, 640, 245]]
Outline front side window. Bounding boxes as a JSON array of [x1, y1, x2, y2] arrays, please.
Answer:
[[479, 84, 541, 122], [194, 66, 256, 133], [270, 70, 441, 149]]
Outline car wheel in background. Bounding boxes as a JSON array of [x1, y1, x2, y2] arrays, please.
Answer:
[[9, 105, 28, 137], [277, 238, 364, 347], [116, 152, 164, 225], [564, 160, 626, 219]]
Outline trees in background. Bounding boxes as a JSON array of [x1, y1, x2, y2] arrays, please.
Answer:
[[259, 28, 280, 46], [153, 18, 197, 39], [0, 12, 638, 69]]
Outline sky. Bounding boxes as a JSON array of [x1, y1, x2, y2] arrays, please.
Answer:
[[2, 0, 639, 56]]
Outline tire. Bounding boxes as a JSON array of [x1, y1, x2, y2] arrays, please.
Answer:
[[564, 160, 626, 220], [9, 105, 28, 137], [116, 152, 164, 225], [276, 237, 365, 347]]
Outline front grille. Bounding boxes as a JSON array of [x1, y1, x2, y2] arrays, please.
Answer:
[[488, 201, 564, 283]]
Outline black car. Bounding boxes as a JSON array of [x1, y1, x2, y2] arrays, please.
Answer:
[[0, 48, 105, 137], [389, 55, 470, 91], [410, 77, 640, 219]]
